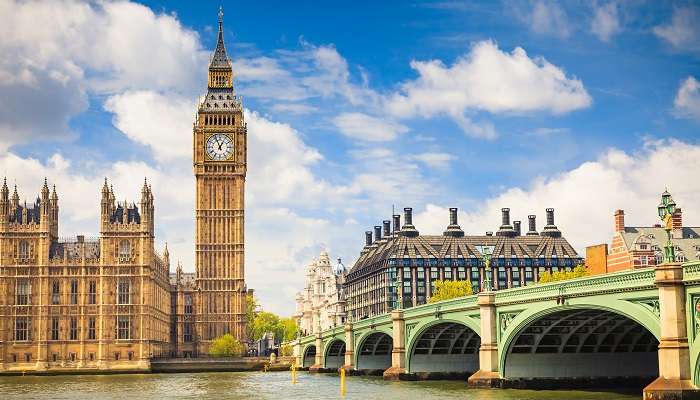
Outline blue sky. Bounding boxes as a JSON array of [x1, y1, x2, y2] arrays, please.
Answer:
[[1, 0, 699, 315]]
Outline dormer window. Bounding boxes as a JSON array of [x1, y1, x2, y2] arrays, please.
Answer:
[[226, 95, 231, 100]]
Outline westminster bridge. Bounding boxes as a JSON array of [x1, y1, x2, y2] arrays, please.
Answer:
[[293, 262, 700, 399]]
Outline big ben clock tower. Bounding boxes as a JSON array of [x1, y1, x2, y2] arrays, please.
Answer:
[[193, 9, 247, 351]]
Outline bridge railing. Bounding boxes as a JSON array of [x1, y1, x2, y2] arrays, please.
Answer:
[[495, 266, 656, 305], [683, 260, 700, 283]]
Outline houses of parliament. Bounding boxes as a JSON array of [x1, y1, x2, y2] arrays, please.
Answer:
[[0, 11, 247, 372]]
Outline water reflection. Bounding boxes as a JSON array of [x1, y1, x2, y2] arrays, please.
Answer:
[[0, 371, 639, 400]]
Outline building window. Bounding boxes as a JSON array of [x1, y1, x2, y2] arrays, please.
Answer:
[[444, 269, 452, 280], [117, 316, 131, 340], [70, 353, 76, 362], [88, 317, 96, 340], [14, 317, 30, 341], [52, 353, 58, 362], [184, 323, 193, 342], [69, 317, 78, 340], [128, 352, 133, 361], [119, 240, 131, 258], [117, 280, 130, 305], [51, 318, 59, 341], [16, 279, 30, 305], [25, 353, 31, 362], [51, 281, 60, 305], [457, 267, 466, 279], [89, 353, 95, 361], [402, 269, 411, 279], [114, 352, 120, 361], [70, 279, 78, 305], [88, 281, 97, 304], [184, 295, 193, 314], [18, 240, 29, 259]]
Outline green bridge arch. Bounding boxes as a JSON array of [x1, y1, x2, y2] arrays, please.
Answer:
[[405, 316, 481, 373], [497, 298, 661, 378]]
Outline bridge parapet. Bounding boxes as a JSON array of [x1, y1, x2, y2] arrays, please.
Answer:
[[495, 267, 656, 305]]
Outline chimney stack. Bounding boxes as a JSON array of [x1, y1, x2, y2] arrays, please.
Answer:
[[383, 220, 391, 238], [392, 214, 400, 235], [526, 215, 539, 236], [374, 225, 382, 243], [365, 231, 372, 247], [673, 208, 683, 239], [541, 208, 562, 238], [497, 207, 516, 237], [514, 221, 521, 236], [444, 207, 464, 237], [399, 207, 419, 237], [614, 209, 625, 233]]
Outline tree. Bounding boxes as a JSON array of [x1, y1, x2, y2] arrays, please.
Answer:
[[252, 311, 283, 341], [280, 344, 294, 357], [279, 317, 298, 342], [428, 280, 473, 303], [245, 294, 259, 342], [209, 334, 244, 357], [538, 264, 587, 284]]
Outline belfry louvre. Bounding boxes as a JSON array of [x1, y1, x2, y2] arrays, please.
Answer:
[[345, 207, 583, 321]]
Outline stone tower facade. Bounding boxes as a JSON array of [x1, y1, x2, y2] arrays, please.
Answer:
[[192, 9, 247, 351]]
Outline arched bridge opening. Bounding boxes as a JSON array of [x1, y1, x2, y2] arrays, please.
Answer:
[[409, 322, 480, 378], [504, 309, 659, 388], [302, 345, 316, 368], [356, 332, 392, 374], [324, 339, 345, 369]]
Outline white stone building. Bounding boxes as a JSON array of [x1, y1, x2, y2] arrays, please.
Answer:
[[294, 251, 347, 336]]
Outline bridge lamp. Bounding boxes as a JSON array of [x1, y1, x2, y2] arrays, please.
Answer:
[[657, 190, 677, 264], [482, 246, 493, 293]]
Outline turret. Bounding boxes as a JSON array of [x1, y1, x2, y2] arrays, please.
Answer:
[[50, 185, 59, 237], [0, 178, 8, 225], [163, 242, 170, 266], [11, 185, 19, 209], [140, 178, 154, 234], [39, 178, 51, 230], [100, 178, 111, 228]]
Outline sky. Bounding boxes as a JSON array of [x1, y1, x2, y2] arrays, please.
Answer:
[[0, 0, 699, 316]]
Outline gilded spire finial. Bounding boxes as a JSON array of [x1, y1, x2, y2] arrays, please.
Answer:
[[219, 6, 224, 25]]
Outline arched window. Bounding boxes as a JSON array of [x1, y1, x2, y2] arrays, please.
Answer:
[[119, 240, 131, 258], [18, 241, 29, 259]]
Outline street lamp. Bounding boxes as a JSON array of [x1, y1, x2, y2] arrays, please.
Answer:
[[482, 246, 493, 293], [658, 189, 677, 264]]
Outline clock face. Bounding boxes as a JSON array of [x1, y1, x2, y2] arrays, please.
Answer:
[[206, 133, 234, 161]]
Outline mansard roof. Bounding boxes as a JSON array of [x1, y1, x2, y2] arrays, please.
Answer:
[[347, 233, 581, 282], [620, 226, 700, 261]]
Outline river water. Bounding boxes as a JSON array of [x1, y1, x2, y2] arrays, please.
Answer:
[[0, 371, 640, 399]]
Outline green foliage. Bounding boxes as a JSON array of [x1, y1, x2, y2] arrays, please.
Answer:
[[208, 334, 244, 357], [538, 264, 587, 284], [252, 311, 283, 340], [279, 317, 298, 342], [245, 294, 259, 342], [428, 280, 473, 303], [246, 295, 299, 343]]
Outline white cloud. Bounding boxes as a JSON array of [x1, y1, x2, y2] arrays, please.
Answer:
[[105, 91, 195, 161], [386, 40, 591, 137], [528, 0, 572, 38], [271, 103, 318, 115], [653, 6, 700, 54], [0, 0, 207, 148], [332, 112, 408, 142], [413, 139, 700, 255], [411, 152, 456, 169], [674, 76, 700, 122], [591, 2, 621, 42]]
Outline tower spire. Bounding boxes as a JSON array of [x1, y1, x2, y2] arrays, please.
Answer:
[[210, 6, 231, 70]]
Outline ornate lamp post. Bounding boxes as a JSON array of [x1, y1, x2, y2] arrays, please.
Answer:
[[657, 189, 677, 264], [394, 273, 403, 310], [482, 246, 493, 293]]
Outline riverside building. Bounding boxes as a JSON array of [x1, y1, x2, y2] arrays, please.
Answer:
[[294, 252, 347, 336], [0, 10, 248, 371], [344, 207, 583, 321]]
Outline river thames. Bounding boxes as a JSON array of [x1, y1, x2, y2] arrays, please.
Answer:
[[0, 371, 641, 399]]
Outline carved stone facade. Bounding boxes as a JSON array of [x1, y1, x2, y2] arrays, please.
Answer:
[[294, 252, 347, 336], [0, 179, 171, 372]]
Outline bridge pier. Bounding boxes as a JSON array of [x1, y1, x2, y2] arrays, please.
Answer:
[[644, 263, 699, 400], [308, 332, 324, 372], [383, 310, 408, 380], [339, 322, 354, 373], [468, 291, 502, 388]]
